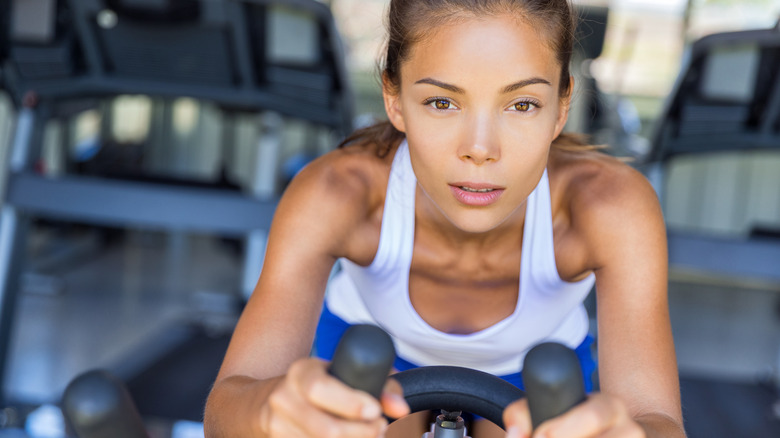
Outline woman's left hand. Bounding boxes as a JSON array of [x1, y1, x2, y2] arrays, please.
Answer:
[[503, 392, 645, 438]]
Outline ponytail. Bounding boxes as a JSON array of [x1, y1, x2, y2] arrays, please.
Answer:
[[338, 121, 405, 158], [551, 132, 603, 152]]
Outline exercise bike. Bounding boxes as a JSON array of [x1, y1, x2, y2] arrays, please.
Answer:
[[62, 325, 586, 438]]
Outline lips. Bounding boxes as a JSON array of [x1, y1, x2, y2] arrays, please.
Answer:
[[449, 182, 505, 206]]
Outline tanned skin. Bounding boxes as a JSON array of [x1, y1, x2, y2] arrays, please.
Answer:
[[204, 13, 685, 438]]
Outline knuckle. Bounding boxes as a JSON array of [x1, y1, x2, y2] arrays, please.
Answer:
[[303, 374, 328, 399], [503, 400, 530, 427], [256, 408, 271, 435], [581, 405, 605, 429], [267, 390, 287, 412], [287, 358, 307, 377], [266, 414, 286, 437]]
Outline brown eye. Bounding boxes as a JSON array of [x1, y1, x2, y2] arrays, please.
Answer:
[[514, 102, 531, 112], [435, 99, 451, 110]]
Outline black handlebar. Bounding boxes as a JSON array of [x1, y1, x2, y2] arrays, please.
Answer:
[[331, 325, 586, 431], [61, 369, 148, 438], [327, 324, 396, 400], [522, 342, 587, 428], [392, 365, 524, 428]]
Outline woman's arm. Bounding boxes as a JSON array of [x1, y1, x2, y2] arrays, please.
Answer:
[[584, 164, 684, 437], [203, 150, 406, 437], [505, 160, 685, 438]]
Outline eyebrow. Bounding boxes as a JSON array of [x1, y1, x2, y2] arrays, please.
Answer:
[[502, 77, 552, 93], [414, 77, 552, 94], [414, 78, 464, 93]]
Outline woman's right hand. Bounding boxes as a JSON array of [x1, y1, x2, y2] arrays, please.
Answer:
[[258, 357, 410, 437]]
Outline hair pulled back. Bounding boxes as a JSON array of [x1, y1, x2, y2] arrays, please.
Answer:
[[341, 0, 586, 156]]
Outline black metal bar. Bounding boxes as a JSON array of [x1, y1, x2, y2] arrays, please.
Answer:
[[0, 103, 47, 405], [759, 72, 780, 137], [225, 0, 257, 90], [14, 77, 342, 127], [65, 0, 106, 76], [0, 207, 30, 406], [6, 173, 279, 236]]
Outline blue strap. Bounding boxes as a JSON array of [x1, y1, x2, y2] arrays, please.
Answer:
[[315, 304, 597, 392]]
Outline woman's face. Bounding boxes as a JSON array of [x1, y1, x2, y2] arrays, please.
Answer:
[[383, 13, 570, 234]]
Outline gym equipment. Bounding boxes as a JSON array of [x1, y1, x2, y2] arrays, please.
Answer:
[[641, 23, 780, 283], [330, 324, 586, 436], [62, 324, 586, 438], [0, 0, 353, 406], [639, 21, 780, 410], [62, 370, 148, 438]]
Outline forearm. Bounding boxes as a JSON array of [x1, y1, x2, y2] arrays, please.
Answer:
[[204, 374, 282, 438], [635, 412, 687, 438]]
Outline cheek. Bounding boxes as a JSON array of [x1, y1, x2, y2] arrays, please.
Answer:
[[501, 121, 560, 164], [401, 97, 463, 139], [404, 126, 453, 167], [499, 125, 554, 159], [407, 144, 445, 183]]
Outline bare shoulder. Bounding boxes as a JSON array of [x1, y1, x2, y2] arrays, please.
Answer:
[[273, 142, 393, 261], [550, 148, 658, 210], [548, 148, 666, 269], [288, 142, 391, 206]]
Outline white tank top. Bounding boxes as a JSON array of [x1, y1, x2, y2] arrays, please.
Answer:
[[325, 140, 595, 375]]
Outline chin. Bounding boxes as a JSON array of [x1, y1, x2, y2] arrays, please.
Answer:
[[445, 210, 510, 234]]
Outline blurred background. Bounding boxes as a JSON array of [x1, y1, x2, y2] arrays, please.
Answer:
[[0, 0, 779, 437]]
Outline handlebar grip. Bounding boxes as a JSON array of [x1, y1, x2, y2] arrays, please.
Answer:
[[61, 369, 148, 438], [328, 324, 396, 399], [522, 342, 587, 429]]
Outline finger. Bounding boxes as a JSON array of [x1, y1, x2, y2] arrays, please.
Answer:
[[271, 403, 387, 438], [533, 393, 622, 438], [503, 398, 532, 438], [263, 384, 313, 438], [282, 400, 388, 438], [290, 359, 383, 421], [265, 407, 309, 438], [595, 422, 645, 438], [382, 377, 411, 419], [267, 375, 388, 438]]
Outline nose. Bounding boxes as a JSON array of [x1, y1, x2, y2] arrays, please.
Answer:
[[458, 113, 500, 165]]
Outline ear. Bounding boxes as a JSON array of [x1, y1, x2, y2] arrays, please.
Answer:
[[382, 75, 406, 133], [552, 75, 574, 138]]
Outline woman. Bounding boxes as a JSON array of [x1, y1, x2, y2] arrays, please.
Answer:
[[204, 1, 685, 437]]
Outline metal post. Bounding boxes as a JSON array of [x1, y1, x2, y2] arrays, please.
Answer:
[[241, 112, 283, 300], [7, 107, 34, 174], [0, 96, 14, 208], [681, 0, 696, 45], [0, 105, 39, 405], [422, 411, 469, 438], [0, 207, 29, 405]]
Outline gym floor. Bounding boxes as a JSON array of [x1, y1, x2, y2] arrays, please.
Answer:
[[3, 224, 780, 437]]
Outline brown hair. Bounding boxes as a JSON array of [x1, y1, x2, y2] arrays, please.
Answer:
[[340, 0, 589, 156]]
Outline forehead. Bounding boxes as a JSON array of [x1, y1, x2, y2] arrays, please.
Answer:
[[402, 14, 560, 88]]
